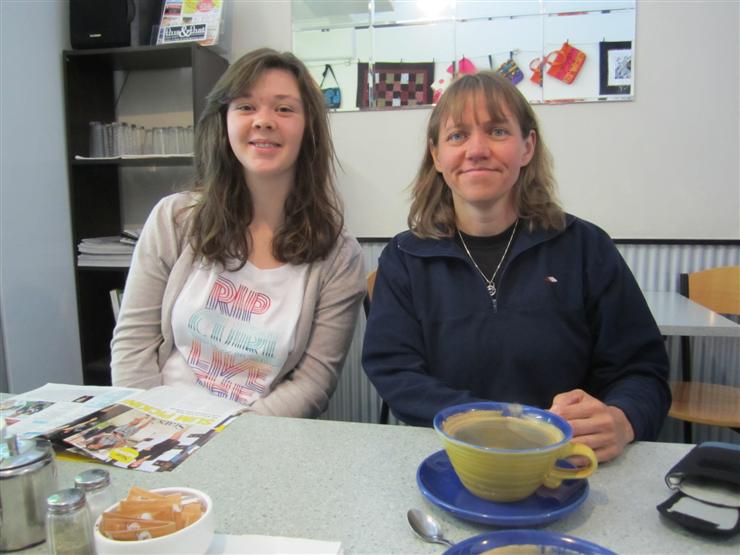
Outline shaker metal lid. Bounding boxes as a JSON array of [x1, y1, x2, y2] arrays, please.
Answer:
[[74, 468, 111, 491], [0, 435, 53, 472], [47, 488, 87, 514]]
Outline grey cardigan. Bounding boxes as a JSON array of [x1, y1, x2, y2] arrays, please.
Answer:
[[111, 192, 366, 418]]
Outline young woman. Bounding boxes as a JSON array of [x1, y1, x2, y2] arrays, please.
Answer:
[[362, 71, 670, 462], [112, 49, 366, 418]]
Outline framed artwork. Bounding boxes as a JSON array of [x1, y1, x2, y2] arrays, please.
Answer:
[[599, 41, 633, 96], [356, 62, 435, 109]]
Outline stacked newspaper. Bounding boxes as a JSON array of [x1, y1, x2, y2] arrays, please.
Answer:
[[119, 228, 141, 245], [77, 236, 134, 267], [1, 383, 245, 472]]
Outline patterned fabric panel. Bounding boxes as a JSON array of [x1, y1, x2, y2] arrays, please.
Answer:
[[356, 62, 435, 108]]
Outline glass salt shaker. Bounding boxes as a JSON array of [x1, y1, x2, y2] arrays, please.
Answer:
[[74, 468, 114, 524], [46, 488, 95, 555]]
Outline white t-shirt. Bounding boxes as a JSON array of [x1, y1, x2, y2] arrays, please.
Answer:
[[161, 260, 308, 405]]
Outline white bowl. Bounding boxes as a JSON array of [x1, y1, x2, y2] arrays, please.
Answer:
[[93, 487, 215, 555]]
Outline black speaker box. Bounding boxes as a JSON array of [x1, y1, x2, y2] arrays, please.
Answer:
[[70, 0, 164, 49]]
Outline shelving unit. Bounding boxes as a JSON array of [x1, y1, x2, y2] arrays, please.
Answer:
[[63, 44, 228, 385]]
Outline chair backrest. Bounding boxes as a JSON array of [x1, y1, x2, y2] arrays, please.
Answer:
[[367, 270, 377, 301], [363, 270, 377, 317], [681, 266, 740, 316]]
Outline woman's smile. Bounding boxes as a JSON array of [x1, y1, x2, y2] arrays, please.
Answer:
[[459, 167, 497, 175]]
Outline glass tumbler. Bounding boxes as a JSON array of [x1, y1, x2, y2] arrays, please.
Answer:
[[185, 125, 194, 154], [175, 126, 186, 154], [152, 127, 166, 155], [104, 123, 119, 157], [88, 122, 104, 158], [165, 126, 177, 155], [143, 128, 154, 155], [119, 123, 131, 156], [136, 125, 146, 155]]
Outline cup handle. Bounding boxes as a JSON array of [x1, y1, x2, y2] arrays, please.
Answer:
[[542, 442, 598, 489]]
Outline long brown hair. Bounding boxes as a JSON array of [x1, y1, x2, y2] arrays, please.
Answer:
[[187, 48, 343, 268], [408, 71, 564, 238]]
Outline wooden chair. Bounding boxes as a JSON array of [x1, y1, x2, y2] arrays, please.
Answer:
[[362, 270, 390, 424], [669, 266, 740, 442], [362, 269, 377, 318]]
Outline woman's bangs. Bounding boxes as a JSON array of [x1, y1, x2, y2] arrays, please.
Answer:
[[440, 77, 510, 130], [223, 65, 258, 104], [223, 57, 281, 104]]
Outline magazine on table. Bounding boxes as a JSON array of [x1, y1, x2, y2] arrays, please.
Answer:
[[1, 383, 245, 472], [0, 383, 140, 439]]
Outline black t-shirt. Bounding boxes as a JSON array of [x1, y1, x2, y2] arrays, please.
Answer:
[[455, 220, 518, 294]]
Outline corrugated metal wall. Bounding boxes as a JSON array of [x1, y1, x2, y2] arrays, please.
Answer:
[[321, 244, 385, 425], [323, 242, 740, 444]]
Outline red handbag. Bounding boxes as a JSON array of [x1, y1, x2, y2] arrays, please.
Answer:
[[529, 58, 544, 87], [545, 42, 586, 84]]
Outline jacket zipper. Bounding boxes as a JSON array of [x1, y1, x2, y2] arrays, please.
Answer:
[[492, 259, 513, 313]]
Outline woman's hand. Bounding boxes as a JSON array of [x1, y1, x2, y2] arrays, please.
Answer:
[[549, 389, 634, 462]]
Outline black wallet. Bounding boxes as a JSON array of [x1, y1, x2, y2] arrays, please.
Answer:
[[657, 441, 740, 537]]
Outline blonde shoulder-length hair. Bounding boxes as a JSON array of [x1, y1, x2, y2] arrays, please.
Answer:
[[408, 71, 565, 238]]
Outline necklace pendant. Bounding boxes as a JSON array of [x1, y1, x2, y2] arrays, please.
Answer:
[[486, 283, 497, 297]]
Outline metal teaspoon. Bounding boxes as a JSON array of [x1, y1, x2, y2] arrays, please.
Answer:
[[407, 508, 455, 547]]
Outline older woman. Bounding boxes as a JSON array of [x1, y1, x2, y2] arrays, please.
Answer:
[[362, 71, 670, 462]]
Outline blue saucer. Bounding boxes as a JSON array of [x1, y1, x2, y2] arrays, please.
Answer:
[[416, 450, 589, 527], [443, 529, 616, 555]]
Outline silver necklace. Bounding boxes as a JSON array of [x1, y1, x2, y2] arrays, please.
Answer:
[[457, 219, 518, 299]]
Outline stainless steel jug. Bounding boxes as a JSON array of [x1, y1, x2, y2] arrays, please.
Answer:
[[0, 435, 58, 551]]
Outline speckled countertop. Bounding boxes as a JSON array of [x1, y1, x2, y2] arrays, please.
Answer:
[[18, 415, 740, 554]]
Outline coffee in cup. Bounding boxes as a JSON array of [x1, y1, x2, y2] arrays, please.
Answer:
[[447, 411, 564, 450], [433, 402, 597, 502]]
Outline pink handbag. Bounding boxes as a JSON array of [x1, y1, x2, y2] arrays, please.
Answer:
[[447, 56, 477, 76]]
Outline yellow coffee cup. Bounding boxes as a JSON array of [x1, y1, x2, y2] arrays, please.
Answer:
[[433, 402, 597, 502]]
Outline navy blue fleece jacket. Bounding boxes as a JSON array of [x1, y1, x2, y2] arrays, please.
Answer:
[[362, 215, 670, 440]]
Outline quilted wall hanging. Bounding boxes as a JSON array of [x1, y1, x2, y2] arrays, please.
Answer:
[[356, 62, 435, 108]]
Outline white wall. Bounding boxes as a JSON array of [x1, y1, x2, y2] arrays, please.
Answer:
[[0, 0, 83, 392], [234, 0, 739, 240], [546, 0, 739, 240], [231, 0, 292, 55]]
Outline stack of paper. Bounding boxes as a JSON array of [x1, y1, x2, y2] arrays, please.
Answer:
[[119, 227, 141, 246], [77, 236, 134, 267]]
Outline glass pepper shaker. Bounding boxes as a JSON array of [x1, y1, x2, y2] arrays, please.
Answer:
[[45, 488, 95, 555], [74, 468, 114, 524]]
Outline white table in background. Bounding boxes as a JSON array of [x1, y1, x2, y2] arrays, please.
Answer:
[[643, 290, 740, 337]]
